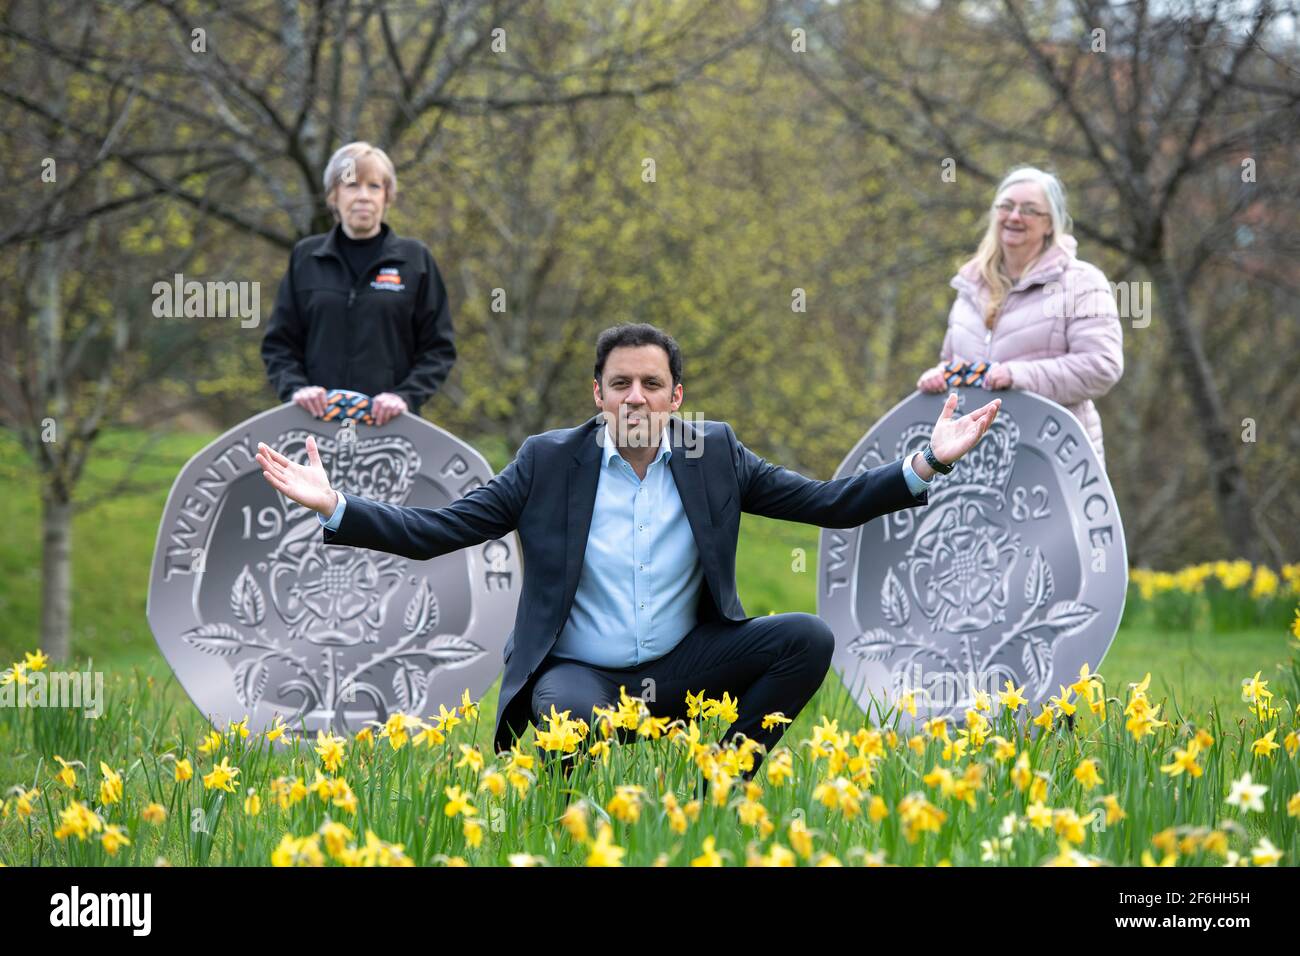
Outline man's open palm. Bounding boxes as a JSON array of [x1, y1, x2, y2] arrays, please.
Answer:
[[929, 392, 1001, 465], [256, 436, 336, 515]]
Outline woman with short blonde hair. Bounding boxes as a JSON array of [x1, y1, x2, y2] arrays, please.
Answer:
[[262, 141, 456, 426]]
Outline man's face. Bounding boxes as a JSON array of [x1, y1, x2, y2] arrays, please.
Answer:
[[593, 344, 682, 449]]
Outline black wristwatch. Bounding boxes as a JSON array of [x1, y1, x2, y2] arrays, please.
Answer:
[[922, 443, 953, 475]]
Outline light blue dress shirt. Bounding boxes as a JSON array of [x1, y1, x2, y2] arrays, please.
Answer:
[[542, 423, 704, 667], [317, 427, 933, 667]]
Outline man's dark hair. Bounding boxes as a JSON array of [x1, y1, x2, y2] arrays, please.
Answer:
[[593, 323, 683, 390]]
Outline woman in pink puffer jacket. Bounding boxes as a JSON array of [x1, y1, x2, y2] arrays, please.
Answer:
[[917, 166, 1124, 468]]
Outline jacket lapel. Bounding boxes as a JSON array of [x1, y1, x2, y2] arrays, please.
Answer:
[[562, 417, 604, 621], [666, 413, 712, 538]]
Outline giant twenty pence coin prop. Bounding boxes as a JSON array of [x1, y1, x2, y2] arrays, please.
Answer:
[[818, 390, 1127, 728], [146, 402, 522, 735]]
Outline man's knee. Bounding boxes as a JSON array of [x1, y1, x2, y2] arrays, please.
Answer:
[[530, 663, 611, 727], [788, 612, 835, 668]]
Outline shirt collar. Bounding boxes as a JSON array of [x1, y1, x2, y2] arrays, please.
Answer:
[[602, 421, 672, 468]]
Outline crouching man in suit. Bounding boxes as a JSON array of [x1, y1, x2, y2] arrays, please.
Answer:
[[256, 323, 1000, 776]]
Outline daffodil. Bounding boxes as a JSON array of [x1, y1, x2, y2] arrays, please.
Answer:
[[202, 756, 240, 793], [1011, 752, 1032, 792], [14, 788, 39, 818], [1074, 758, 1103, 791], [101, 825, 131, 856], [1250, 837, 1283, 866], [1070, 662, 1104, 702], [463, 817, 484, 848], [430, 702, 463, 735], [702, 691, 739, 724], [443, 785, 476, 818], [998, 679, 1027, 712], [607, 785, 644, 824], [319, 820, 353, 859], [685, 688, 705, 719], [691, 835, 724, 866], [1101, 793, 1127, 825], [455, 744, 485, 774], [378, 711, 423, 750], [53, 801, 103, 841], [271, 833, 324, 867], [1160, 739, 1204, 778], [1241, 670, 1272, 704], [895, 688, 919, 717], [868, 795, 889, 822], [761, 711, 792, 730], [315, 729, 347, 773], [560, 802, 590, 843], [1025, 801, 1053, 832], [52, 755, 78, 789], [765, 748, 794, 786], [1251, 728, 1280, 759], [1049, 685, 1077, 717], [1, 661, 27, 686], [1032, 704, 1055, 730], [586, 822, 625, 867], [98, 762, 123, 805], [458, 687, 479, 721], [264, 714, 290, 744], [1225, 771, 1267, 813]]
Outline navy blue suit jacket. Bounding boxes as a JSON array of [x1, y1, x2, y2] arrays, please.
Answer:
[[322, 413, 928, 754]]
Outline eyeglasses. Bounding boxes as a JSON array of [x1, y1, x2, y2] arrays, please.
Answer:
[[994, 199, 1049, 218]]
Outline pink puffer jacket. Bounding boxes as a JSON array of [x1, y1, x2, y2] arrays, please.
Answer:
[[940, 233, 1124, 468]]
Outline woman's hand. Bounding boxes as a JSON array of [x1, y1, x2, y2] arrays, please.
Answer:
[[256, 436, 338, 516], [917, 354, 968, 394], [292, 385, 328, 417], [371, 392, 408, 425], [917, 365, 947, 393], [985, 363, 1013, 390]]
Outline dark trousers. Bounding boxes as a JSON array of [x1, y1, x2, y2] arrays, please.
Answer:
[[529, 611, 835, 777]]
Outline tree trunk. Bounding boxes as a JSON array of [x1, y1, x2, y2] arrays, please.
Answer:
[[40, 496, 73, 661], [1148, 259, 1261, 561], [34, 237, 73, 661]]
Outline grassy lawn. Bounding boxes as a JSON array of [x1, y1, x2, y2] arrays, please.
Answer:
[[1, 426, 1295, 753]]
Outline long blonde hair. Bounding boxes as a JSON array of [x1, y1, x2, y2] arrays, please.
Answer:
[[971, 166, 1074, 328]]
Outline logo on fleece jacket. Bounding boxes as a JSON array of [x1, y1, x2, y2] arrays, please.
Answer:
[[370, 267, 405, 292]]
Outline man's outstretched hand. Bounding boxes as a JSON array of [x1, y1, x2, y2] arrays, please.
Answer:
[[928, 392, 1001, 467], [256, 436, 338, 517]]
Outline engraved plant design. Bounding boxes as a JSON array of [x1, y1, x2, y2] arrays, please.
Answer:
[[176, 428, 489, 734], [849, 543, 1099, 704], [845, 409, 1099, 709]]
